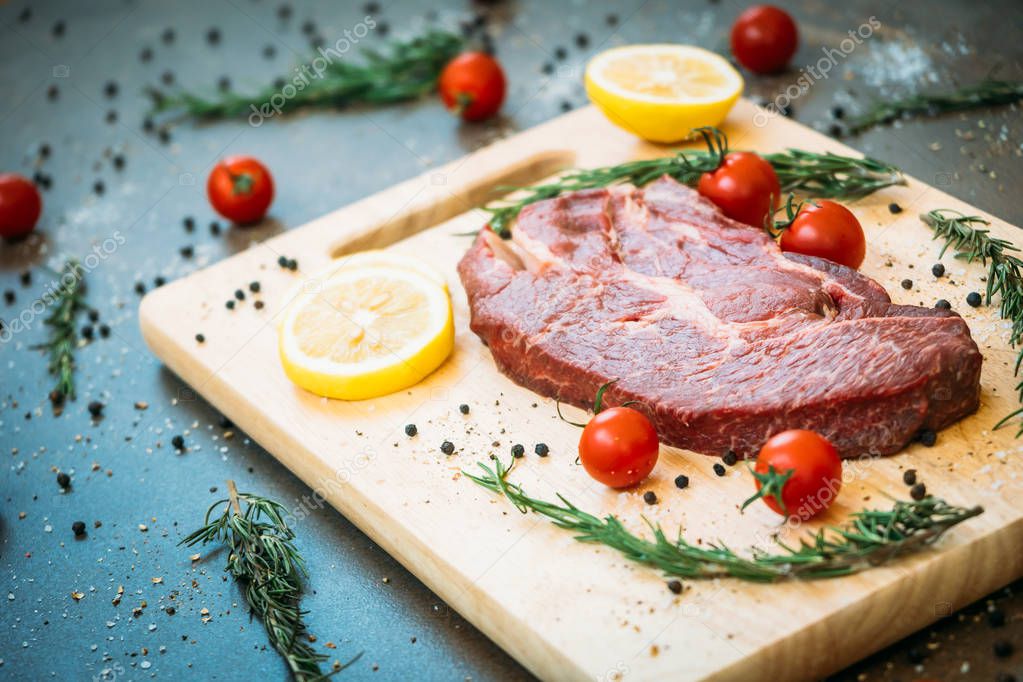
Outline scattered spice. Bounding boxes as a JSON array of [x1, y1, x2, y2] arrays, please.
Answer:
[[404, 424, 417, 437], [510, 443, 525, 458], [534, 443, 549, 457], [666, 579, 683, 594], [722, 450, 738, 466], [903, 469, 917, 486], [713, 463, 726, 477], [458, 403, 470, 415], [932, 263, 945, 278], [966, 291, 982, 307], [642, 491, 657, 505], [72, 521, 86, 537], [901, 279, 913, 290], [910, 483, 927, 501], [674, 474, 690, 489], [57, 471, 71, 489], [440, 441, 454, 455], [888, 202, 903, 214]]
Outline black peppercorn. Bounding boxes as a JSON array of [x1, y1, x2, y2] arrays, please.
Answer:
[[459, 403, 470, 415], [674, 474, 689, 489], [713, 463, 726, 477], [966, 291, 982, 307], [404, 423, 417, 437], [161, 27, 175, 44], [171, 434, 185, 450], [183, 216, 195, 232], [554, 46, 567, 60], [81, 325, 94, 340], [112, 155, 125, 170], [249, 281, 260, 293], [642, 491, 657, 505], [134, 282, 146, 295], [154, 276, 166, 287], [935, 299, 951, 310], [534, 443, 549, 457], [206, 27, 221, 44], [917, 429, 937, 447], [278, 255, 289, 267], [234, 289, 245, 301], [210, 221, 221, 235], [99, 324, 110, 338], [900, 279, 912, 290], [931, 263, 945, 277], [140, 46, 153, 62], [511, 443, 525, 458], [254, 300, 264, 310], [226, 300, 235, 310], [910, 482, 926, 500], [87, 309, 98, 322], [72, 520, 87, 537], [830, 105, 845, 119], [179, 245, 194, 258], [440, 440, 454, 455], [902, 469, 917, 486], [195, 333, 205, 343], [287, 259, 298, 271], [87, 401, 104, 417], [722, 450, 738, 466], [666, 579, 682, 594], [57, 471, 71, 489], [888, 202, 903, 214]]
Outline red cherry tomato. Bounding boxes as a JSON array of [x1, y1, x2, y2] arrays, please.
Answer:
[[697, 152, 780, 228], [207, 156, 274, 225], [779, 200, 866, 269], [730, 5, 799, 74], [438, 52, 507, 122], [578, 406, 659, 488], [745, 429, 842, 519], [0, 173, 42, 240]]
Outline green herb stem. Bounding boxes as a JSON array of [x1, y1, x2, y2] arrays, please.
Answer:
[[484, 128, 904, 237], [33, 259, 87, 402], [181, 481, 360, 680], [920, 209, 1023, 433], [846, 79, 1023, 135], [466, 458, 982, 583], [149, 30, 464, 121]]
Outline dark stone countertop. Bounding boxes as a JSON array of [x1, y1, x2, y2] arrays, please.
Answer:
[[2, 1, 1021, 680]]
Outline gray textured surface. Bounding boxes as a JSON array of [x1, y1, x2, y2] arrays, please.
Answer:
[[1, 1, 1021, 680]]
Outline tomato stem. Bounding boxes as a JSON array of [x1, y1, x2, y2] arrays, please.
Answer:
[[741, 464, 795, 516], [229, 171, 254, 196]]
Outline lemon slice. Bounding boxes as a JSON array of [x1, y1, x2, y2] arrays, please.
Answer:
[[279, 265, 454, 400], [585, 45, 743, 143]]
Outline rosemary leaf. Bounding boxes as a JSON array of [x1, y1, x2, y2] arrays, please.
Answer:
[[181, 481, 361, 680], [149, 30, 464, 121], [484, 127, 904, 237], [33, 259, 87, 402], [846, 79, 1023, 135], [466, 458, 982, 582], [920, 209, 1023, 434]]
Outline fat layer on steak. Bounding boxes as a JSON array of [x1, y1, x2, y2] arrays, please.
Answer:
[[457, 176, 982, 458]]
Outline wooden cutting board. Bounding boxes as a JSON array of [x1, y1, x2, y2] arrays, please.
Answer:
[[139, 100, 1023, 681]]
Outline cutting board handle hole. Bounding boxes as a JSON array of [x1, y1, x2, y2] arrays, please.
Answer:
[[331, 149, 576, 257]]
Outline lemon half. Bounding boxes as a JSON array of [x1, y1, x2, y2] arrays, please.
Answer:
[[585, 45, 744, 143], [278, 264, 453, 400]]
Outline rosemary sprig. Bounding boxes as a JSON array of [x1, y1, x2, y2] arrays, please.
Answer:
[[148, 30, 464, 120], [465, 458, 982, 582], [846, 79, 1023, 135], [920, 209, 1023, 433], [180, 481, 360, 680], [485, 128, 904, 237], [33, 259, 87, 404]]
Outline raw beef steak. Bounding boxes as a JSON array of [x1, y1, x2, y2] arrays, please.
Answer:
[[457, 176, 982, 458]]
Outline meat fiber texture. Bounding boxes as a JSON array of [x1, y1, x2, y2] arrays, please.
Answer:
[[458, 176, 982, 458]]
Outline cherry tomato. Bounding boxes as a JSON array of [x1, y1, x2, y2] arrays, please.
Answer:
[[730, 5, 799, 74], [697, 152, 780, 228], [438, 52, 507, 122], [0, 173, 42, 240], [745, 430, 842, 519], [578, 406, 659, 488], [779, 200, 866, 269], [207, 156, 274, 225]]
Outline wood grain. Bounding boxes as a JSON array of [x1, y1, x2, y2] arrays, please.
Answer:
[[139, 100, 1023, 681]]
